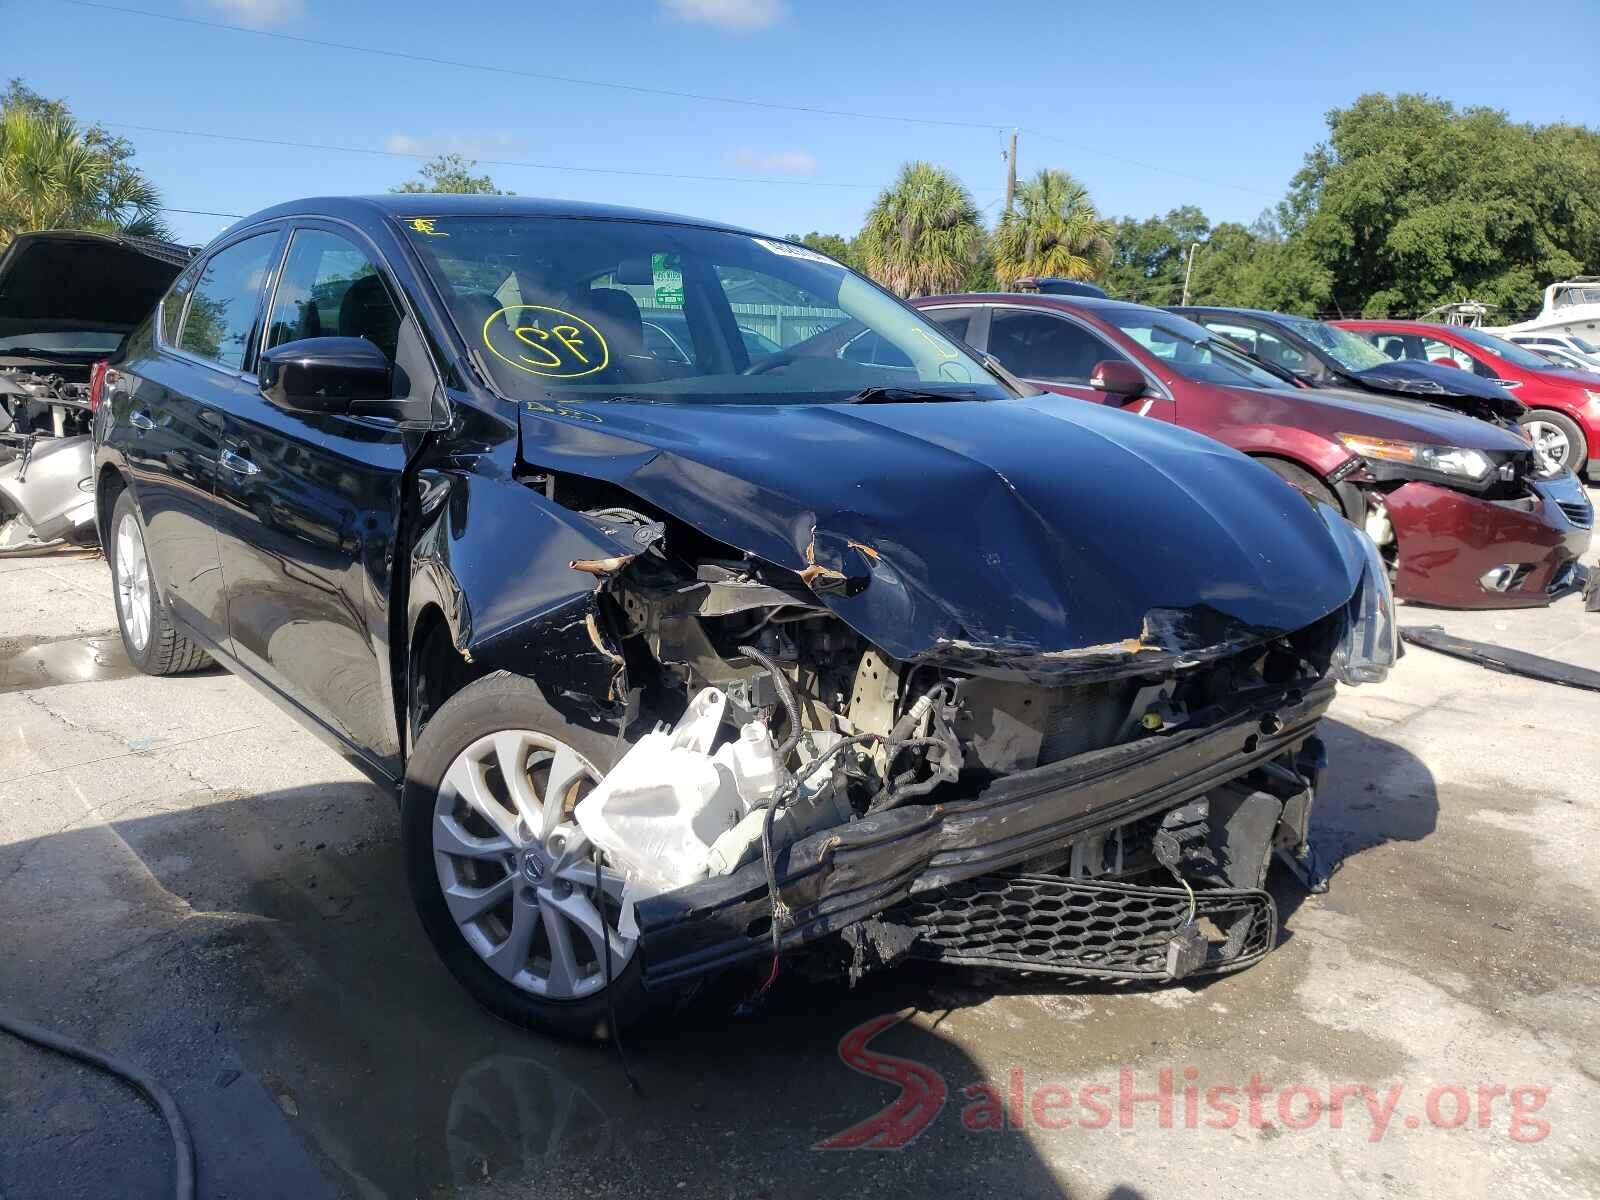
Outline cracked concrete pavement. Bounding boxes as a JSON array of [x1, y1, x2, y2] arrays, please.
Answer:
[[1, 513, 1598, 1199]]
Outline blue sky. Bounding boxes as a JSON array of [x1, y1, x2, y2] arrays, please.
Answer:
[[12, 0, 1597, 247]]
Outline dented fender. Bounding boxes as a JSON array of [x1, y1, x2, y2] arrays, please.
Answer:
[[405, 464, 640, 729]]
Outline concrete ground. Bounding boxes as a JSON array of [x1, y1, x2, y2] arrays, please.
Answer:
[[2, 501, 1598, 1200]]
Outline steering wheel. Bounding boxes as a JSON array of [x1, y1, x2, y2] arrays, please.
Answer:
[[738, 348, 803, 376]]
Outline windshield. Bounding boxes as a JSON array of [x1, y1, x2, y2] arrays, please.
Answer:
[[1099, 309, 1288, 389], [1452, 326, 1565, 370], [1278, 317, 1393, 372], [1570, 335, 1600, 355], [403, 215, 1003, 405]]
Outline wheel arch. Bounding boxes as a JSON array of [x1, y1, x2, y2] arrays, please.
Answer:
[[94, 462, 130, 548], [399, 467, 644, 757]]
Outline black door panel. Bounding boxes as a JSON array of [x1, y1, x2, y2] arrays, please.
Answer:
[[209, 225, 424, 777]]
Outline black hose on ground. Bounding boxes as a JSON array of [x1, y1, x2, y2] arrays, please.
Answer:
[[737, 644, 802, 758], [0, 1007, 196, 1200]]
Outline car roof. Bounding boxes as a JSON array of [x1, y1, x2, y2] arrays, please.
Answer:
[[917, 293, 1160, 318], [1171, 305, 1295, 322], [229, 194, 768, 239]]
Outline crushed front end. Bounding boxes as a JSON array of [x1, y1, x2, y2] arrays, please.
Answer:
[[1348, 437, 1594, 608], [556, 496, 1394, 993]]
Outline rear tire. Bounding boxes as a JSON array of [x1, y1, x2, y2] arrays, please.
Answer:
[[401, 671, 648, 1039], [109, 490, 211, 676], [1519, 410, 1587, 476], [1255, 456, 1341, 514]]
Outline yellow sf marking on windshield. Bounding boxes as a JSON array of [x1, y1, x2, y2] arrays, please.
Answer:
[[408, 218, 447, 237], [482, 305, 609, 379]]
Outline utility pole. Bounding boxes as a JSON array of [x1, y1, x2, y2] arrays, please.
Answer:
[[1003, 129, 1018, 216], [1180, 242, 1204, 306]]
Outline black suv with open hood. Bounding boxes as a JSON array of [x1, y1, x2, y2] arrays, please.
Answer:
[[1172, 305, 1526, 426], [94, 196, 1396, 1036]]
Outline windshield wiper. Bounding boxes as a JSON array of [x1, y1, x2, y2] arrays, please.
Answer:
[[842, 386, 983, 404]]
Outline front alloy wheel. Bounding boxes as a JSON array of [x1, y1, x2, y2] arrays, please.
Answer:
[[432, 730, 633, 1001], [1520, 411, 1587, 475], [402, 671, 648, 1037]]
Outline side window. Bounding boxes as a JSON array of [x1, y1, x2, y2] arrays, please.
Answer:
[[159, 263, 200, 345], [712, 264, 846, 349], [178, 234, 278, 370], [1420, 337, 1480, 373], [1253, 329, 1306, 373], [1201, 320, 1259, 355], [840, 330, 913, 370], [920, 307, 975, 345], [267, 229, 400, 361], [985, 309, 1125, 384]]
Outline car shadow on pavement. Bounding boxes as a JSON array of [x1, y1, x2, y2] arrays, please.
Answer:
[[0, 714, 1436, 1200]]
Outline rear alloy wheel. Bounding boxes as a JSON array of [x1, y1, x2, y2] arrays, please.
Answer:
[[108, 490, 211, 675], [402, 672, 646, 1037], [1519, 411, 1587, 475]]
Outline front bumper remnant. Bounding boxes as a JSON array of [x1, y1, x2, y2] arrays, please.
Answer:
[[889, 872, 1275, 982], [635, 680, 1334, 989]]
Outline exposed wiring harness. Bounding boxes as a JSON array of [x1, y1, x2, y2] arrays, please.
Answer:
[[595, 855, 641, 1093], [0, 1007, 196, 1200], [737, 643, 802, 758]]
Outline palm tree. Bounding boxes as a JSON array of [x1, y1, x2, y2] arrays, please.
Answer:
[[859, 162, 984, 298], [993, 169, 1113, 286], [0, 106, 165, 247]]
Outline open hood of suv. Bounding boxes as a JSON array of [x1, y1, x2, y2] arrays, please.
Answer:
[[0, 231, 193, 340], [1350, 361, 1525, 421], [518, 394, 1363, 681]]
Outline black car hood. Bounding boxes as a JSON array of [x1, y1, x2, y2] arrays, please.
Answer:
[[518, 395, 1363, 682], [1350, 361, 1525, 420], [0, 231, 192, 338]]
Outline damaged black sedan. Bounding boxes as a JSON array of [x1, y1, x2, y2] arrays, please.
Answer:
[[93, 196, 1397, 1036]]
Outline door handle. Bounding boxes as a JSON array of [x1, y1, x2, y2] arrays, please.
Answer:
[[129, 410, 155, 431], [219, 448, 260, 477]]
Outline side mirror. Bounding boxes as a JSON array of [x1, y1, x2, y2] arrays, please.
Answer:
[[259, 337, 392, 415], [1089, 359, 1146, 400]]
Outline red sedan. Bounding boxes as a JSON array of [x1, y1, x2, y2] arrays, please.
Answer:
[[1335, 319, 1600, 478], [908, 294, 1592, 609]]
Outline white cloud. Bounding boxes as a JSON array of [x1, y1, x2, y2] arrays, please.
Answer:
[[662, 0, 786, 33], [385, 133, 527, 159], [200, 0, 304, 28], [725, 148, 818, 175]]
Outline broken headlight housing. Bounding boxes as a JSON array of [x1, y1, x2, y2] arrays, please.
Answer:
[[1323, 508, 1398, 686], [1337, 432, 1493, 483]]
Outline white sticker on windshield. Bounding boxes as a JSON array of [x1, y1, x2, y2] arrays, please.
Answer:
[[755, 237, 836, 265]]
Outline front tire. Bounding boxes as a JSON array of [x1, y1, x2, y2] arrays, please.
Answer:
[[1255, 456, 1341, 513], [401, 671, 647, 1039], [108, 490, 211, 676], [1519, 410, 1587, 475]]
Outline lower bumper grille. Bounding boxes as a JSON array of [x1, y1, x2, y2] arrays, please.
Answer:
[[1557, 498, 1593, 529], [892, 872, 1276, 981]]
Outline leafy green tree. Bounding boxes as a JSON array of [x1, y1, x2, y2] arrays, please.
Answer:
[[0, 80, 166, 246], [785, 230, 859, 269], [992, 169, 1114, 286], [1183, 219, 1332, 315], [858, 162, 985, 297], [1286, 93, 1600, 316], [1102, 205, 1211, 303], [392, 153, 510, 195]]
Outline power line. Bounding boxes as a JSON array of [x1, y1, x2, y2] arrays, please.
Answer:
[[54, 0, 1288, 203], [57, 0, 1003, 132], [106, 120, 911, 191], [1022, 128, 1282, 201], [158, 206, 243, 218]]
